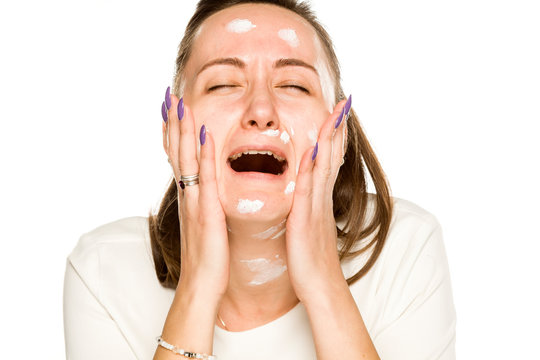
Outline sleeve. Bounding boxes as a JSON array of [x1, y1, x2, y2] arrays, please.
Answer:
[[63, 259, 137, 360], [373, 223, 457, 360]]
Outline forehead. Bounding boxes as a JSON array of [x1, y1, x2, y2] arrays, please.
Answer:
[[189, 4, 322, 67]]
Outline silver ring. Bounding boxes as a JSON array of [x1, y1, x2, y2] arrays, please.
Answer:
[[179, 174, 199, 189]]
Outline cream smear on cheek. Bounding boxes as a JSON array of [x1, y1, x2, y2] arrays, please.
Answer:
[[284, 181, 295, 195], [307, 122, 318, 146], [240, 255, 288, 286], [278, 29, 300, 48], [227, 19, 257, 33], [313, 35, 335, 113], [280, 130, 290, 144], [237, 199, 265, 214]]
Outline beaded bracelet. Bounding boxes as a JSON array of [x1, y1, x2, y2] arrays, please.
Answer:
[[156, 336, 217, 359]]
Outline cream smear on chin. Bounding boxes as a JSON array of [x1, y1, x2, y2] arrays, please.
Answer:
[[237, 199, 264, 214], [227, 19, 256, 33], [252, 219, 287, 240], [240, 255, 287, 286], [278, 28, 300, 48]]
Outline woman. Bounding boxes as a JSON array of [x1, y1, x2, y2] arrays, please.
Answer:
[[63, 0, 456, 359]]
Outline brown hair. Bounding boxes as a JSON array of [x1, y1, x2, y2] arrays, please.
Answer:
[[149, 0, 393, 289]]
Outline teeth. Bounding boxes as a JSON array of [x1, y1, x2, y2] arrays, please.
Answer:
[[229, 150, 285, 162]]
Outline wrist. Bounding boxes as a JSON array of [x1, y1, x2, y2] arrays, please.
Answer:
[[298, 274, 350, 309]]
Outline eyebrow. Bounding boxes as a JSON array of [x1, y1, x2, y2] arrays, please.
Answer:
[[196, 57, 319, 77]]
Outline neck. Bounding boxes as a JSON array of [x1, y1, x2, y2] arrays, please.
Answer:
[[218, 217, 299, 331]]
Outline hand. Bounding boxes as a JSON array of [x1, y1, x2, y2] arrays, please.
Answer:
[[163, 95, 229, 299], [285, 97, 351, 303]]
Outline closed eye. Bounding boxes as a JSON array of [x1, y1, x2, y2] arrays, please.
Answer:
[[208, 84, 309, 94], [207, 84, 238, 92], [281, 85, 310, 94]]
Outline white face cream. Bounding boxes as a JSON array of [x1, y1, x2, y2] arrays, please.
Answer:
[[227, 19, 257, 33], [278, 28, 300, 48], [240, 256, 288, 286], [262, 129, 280, 137], [237, 199, 264, 214], [280, 131, 291, 144], [252, 219, 287, 240], [284, 181, 296, 195], [313, 35, 335, 113], [308, 122, 318, 146]]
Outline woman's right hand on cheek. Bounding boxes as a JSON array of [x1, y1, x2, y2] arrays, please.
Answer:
[[163, 94, 229, 302]]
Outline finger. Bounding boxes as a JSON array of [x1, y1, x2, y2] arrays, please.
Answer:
[[330, 95, 351, 183], [166, 95, 182, 184], [312, 98, 348, 194], [198, 126, 224, 219], [290, 144, 317, 219], [161, 101, 169, 156], [168, 96, 200, 204]]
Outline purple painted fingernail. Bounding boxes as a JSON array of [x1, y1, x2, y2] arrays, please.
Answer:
[[179, 180, 185, 190], [161, 101, 167, 123], [200, 124, 206, 145], [165, 86, 171, 110], [344, 94, 352, 119], [334, 107, 345, 129], [177, 97, 184, 121], [312, 142, 319, 161]]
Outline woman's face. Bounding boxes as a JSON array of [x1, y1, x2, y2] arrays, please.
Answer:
[[183, 4, 335, 223]]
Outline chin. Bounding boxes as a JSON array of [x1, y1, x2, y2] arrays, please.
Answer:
[[219, 188, 292, 225]]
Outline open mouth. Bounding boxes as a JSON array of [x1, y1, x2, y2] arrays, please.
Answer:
[[228, 150, 288, 175]]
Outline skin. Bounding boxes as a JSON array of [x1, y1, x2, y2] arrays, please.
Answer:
[[156, 4, 379, 360]]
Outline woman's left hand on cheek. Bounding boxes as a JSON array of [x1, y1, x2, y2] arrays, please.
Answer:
[[286, 96, 352, 303]]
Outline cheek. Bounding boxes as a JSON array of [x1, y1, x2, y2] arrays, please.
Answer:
[[277, 104, 326, 149]]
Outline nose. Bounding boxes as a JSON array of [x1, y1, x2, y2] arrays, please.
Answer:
[[241, 86, 280, 131]]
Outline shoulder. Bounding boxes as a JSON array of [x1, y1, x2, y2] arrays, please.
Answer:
[[372, 195, 445, 267], [342, 194, 445, 280], [71, 216, 149, 251], [387, 196, 442, 237], [66, 216, 154, 294]]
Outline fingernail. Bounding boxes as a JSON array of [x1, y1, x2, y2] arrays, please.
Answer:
[[334, 107, 345, 129], [200, 124, 206, 145], [165, 86, 171, 110], [177, 97, 184, 121], [343, 94, 352, 120], [312, 142, 318, 161], [161, 101, 167, 123]]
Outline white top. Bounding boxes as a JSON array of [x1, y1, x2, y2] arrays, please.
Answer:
[[63, 196, 456, 359]]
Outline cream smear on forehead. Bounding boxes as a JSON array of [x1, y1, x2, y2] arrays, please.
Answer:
[[278, 28, 300, 48], [237, 199, 264, 214], [227, 19, 257, 33], [240, 255, 287, 286], [252, 219, 286, 240]]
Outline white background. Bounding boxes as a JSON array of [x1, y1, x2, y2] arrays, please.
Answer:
[[1, 0, 539, 358]]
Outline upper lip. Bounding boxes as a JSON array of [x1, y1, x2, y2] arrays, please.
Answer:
[[227, 144, 288, 163]]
